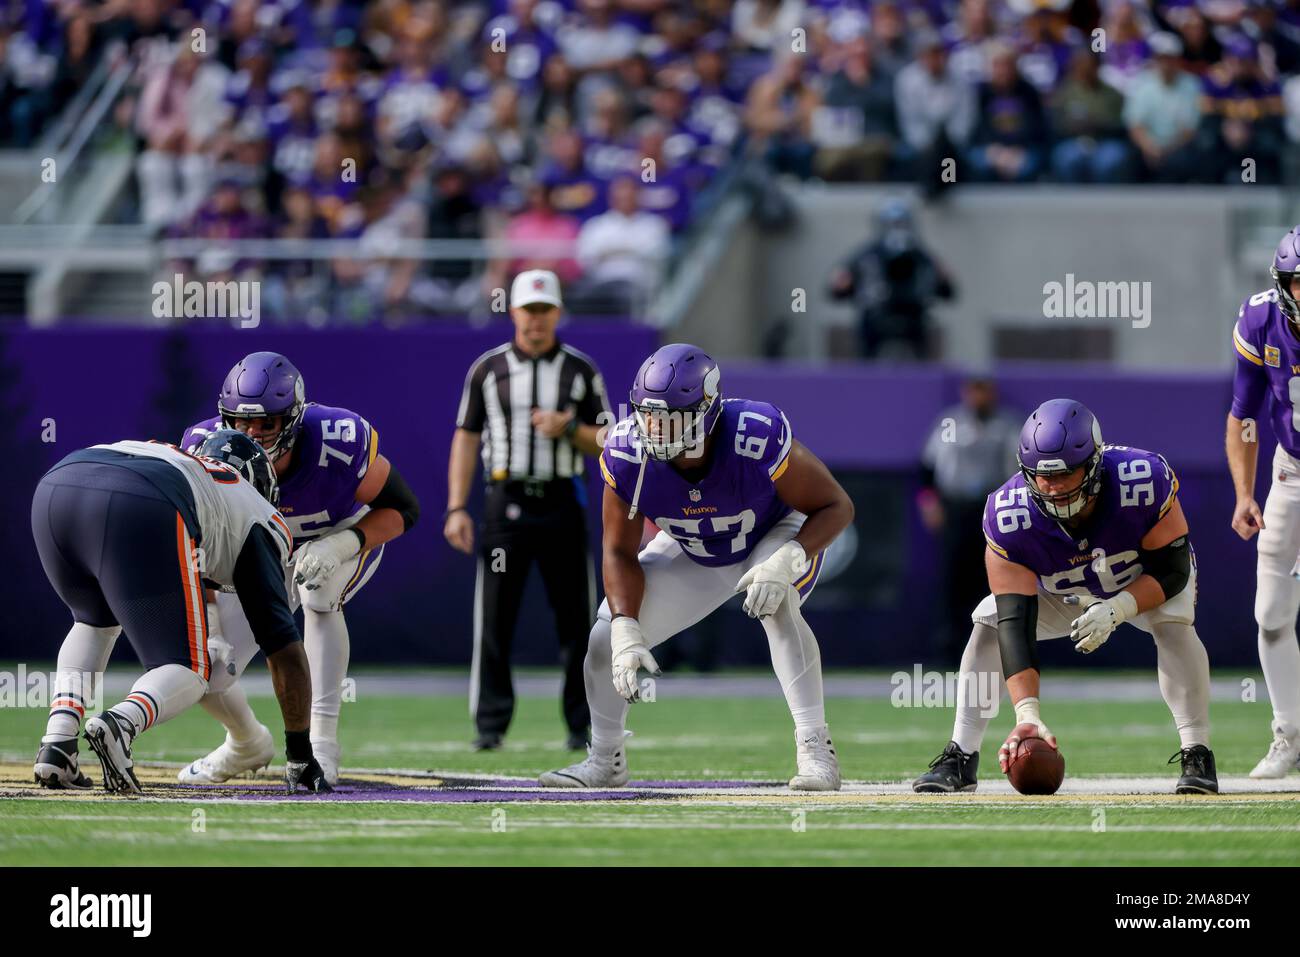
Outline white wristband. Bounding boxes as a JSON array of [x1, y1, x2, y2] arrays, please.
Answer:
[[1110, 590, 1138, 624], [1014, 696, 1041, 726]]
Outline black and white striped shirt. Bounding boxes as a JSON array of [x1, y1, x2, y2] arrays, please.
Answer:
[[456, 341, 611, 481]]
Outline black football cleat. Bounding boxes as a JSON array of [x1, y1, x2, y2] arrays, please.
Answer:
[[565, 730, 590, 751], [472, 732, 503, 752], [1170, 744, 1218, 794], [84, 711, 143, 794], [913, 740, 979, 793], [33, 738, 93, 790]]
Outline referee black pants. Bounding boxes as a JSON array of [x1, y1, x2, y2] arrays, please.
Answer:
[[473, 481, 593, 738]]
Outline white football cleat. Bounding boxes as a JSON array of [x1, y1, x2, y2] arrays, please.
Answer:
[[1249, 723, 1300, 779], [539, 748, 629, 788], [312, 739, 340, 787], [789, 726, 841, 791], [177, 726, 275, 784]]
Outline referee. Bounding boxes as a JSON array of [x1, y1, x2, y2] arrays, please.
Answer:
[[445, 269, 611, 751]]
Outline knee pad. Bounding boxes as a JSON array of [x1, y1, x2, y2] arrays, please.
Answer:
[[1260, 624, 1297, 647]]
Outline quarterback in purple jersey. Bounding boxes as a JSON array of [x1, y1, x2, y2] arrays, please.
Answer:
[[539, 344, 855, 791], [913, 399, 1217, 795], [1226, 225, 1300, 777], [175, 352, 420, 786]]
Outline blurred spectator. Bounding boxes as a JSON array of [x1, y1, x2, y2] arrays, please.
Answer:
[[895, 30, 976, 196], [634, 119, 699, 231], [1017, 10, 1078, 96], [828, 200, 956, 359], [1173, 8, 1223, 75], [422, 162, 486, 314], [812, 37, 899, 181], [945, 0, 999, 85], [538, 126, 606, 221], [918, 377, 1022, 664], [135, 45, 229, 227], [732, 0, 806, 57], [1197, 35, 1284, 183], [574, 176, 669, 313], [1050, 50, 1135, 182], [966, 43, 1048, 182], [263, 184, 330, 325], [745, 54, 819, 178], [1125, 32, 1202, 182], [1096, 0, 1153, 94], [497, 179, 581, 288], [166, 178, 266, 284], [868, 1, 912, 79]]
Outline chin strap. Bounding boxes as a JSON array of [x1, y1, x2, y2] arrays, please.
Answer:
[[628, 453, 648, 520]]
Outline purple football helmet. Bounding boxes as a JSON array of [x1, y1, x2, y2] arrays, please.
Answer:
[[218, 352, 306, 462], [630, 343, 723, 460], [1271, 226, 1300, 326], [1017, 398, 1104, 521]]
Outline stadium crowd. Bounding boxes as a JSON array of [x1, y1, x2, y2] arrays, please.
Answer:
[[4, 0, 1300, 321]]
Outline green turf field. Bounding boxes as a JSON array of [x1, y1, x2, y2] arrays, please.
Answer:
[[1, 669, 1297, 866]]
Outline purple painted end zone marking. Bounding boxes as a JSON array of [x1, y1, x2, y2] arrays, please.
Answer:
[[240, 786, 660, 803]]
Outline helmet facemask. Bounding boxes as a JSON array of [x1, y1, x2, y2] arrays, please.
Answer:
[[632, 392, 719, 462], [1021, 449, 1102, 521], [1272, 264, 1300, 329]]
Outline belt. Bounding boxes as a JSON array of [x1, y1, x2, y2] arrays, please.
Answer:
[[489, 477, 573, 498]]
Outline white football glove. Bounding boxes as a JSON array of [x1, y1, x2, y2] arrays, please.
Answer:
[[293, 529, 362, 591], [1067, 591, 1138, 654], [735, 541, 808, 619], [610, 616, 659, 702]]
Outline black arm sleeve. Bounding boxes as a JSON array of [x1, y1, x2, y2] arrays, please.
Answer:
[[995, 593, 1040, 678], [1138, 535, 1191, 601], [231, 525, 301, 657], [368, 462, 420, 531]]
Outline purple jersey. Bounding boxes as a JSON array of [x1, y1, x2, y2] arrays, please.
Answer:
[[1230, 287, 1300, 458], [182, 403, 378, 548], [983, 445, 1181, 600], [599, 398, 794, 568]]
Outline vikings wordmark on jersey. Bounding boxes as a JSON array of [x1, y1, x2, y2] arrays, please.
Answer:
[[983, 445, 1182, 599]]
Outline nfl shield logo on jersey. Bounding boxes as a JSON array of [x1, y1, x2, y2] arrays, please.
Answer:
[[689, 489, 702, 502]]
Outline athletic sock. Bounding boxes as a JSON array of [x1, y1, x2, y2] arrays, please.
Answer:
[[198, 681, 265, 745], [43, 623, 119, 744], [761, 594, 826, 734], [304, 608, 349, 750], [951, 623, 1003, 755], [1258, 624, 1300, 732], [1153, 623, 1212, 749], [108, 664, 206, 737]]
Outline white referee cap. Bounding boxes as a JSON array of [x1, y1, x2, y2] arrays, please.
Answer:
[[511, 269, 563, 308]]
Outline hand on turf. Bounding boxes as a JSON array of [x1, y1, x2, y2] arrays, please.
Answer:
[[998, 721, 1057, 774], [286, 757, 333, 793], [610, 616, 659, 702], [294, 530, 361, 591], [735, 541, 808, 619]]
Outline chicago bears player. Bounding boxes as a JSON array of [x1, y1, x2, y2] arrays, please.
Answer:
[[539, 343, 855, 791], [177, 352, 419, 786], [1226, 226, 1300, 777], [912, 399, 1217, 795], [31, 431, 329, 794]]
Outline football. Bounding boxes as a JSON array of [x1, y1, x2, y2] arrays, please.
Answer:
[[1007, 738, 1066, 796]]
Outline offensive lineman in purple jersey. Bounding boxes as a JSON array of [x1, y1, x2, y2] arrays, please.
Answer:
[[175, 352, 420, 786], [1226, 226, 1300, 777], [539, 344, 856, 791], [913, 399, 1218, 795]]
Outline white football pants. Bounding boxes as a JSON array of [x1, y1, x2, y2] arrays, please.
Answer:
[[585, 511, 828, 756]]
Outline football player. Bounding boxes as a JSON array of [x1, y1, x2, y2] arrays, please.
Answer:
[[176, 352, 419, 786], [912, 399, 1217, 795], [31, 431, 329, 794], [1226, 226, 1300, 777], [539, 343, 855, 791]]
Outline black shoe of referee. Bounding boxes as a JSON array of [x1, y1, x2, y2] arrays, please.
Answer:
[[472, 733, 503, 752], [1171, 744, 1218, 794], [912, 740, 979, 793]]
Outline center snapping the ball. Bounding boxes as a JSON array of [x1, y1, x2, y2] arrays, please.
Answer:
[[1006, 738, 1066, 795]]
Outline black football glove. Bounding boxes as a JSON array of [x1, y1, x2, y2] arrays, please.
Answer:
[[285, 757, 333, 793], [284, 729, 333, 793]]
